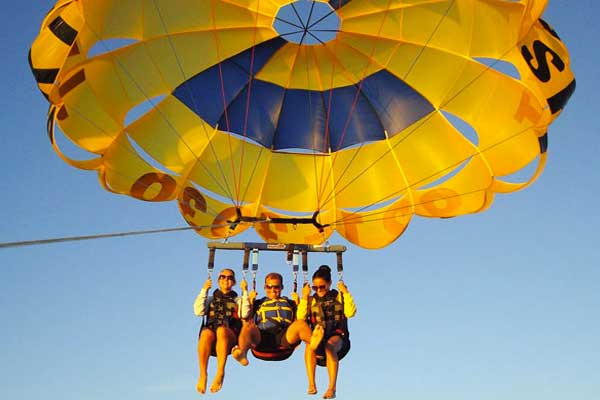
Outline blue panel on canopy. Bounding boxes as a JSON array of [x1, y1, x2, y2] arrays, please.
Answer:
[[172, 37, 286, 130], [173, 38, 434, 152], [273, 90, 327, 151], [359, 70, 435, 139], [173, 59, 246, 129], [220, 79, 286, 148], [329, 0, 352, 9], [324, 85, 386, 151]]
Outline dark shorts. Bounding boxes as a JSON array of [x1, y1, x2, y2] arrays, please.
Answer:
[[251, 326, 300, 361], [201, 319, 242, 337], [316, 330, 351, 367], [255, 326, 300, 352]]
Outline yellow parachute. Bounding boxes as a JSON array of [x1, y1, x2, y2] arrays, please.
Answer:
[[29, 0, 575, 249]]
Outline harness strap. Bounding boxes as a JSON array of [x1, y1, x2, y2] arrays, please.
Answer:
[[292, 249, 299, 293], [302, 250, 311, 321], [251, 248, 259, 291], [336, 251, 344, 282], [336, 251, 345, 317], [242, 248, 250, 282], [207, 248, 216, 280], [202, 247, 217, 329]]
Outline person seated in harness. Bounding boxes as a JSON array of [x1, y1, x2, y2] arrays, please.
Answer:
[[193, 268, 250, 394], [297, 265, 357, 399], [231, 272, 324, 366]]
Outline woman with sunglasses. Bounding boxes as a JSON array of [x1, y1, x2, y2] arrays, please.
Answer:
[[231, 272, 324, 366], [297, 265, 357, 399], [193, 268, 250, 394]]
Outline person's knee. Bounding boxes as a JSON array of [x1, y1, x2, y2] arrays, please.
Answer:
[[325, 338, 341, 353], [199, 329, 215, 342], [215, 327, 229, 339], [325, 342, 336, 353]]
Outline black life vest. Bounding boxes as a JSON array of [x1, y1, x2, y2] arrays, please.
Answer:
[[310, 289, 348, 336], [205, 289, 239, 329]]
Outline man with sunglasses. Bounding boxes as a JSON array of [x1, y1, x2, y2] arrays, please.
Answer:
[[231, 272, 324, 366], [194, 269, 250, 394]]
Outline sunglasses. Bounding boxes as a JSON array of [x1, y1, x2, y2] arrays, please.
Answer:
[[218, 274, 235, 281], [311, 285, 328, 291], [265, 284, 282, 290]]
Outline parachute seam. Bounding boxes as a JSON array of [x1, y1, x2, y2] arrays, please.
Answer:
[[209, 0, 242, 204], [316, 0, 397, 206], [237, 0, 263, 208], [331, 123, 534, 226], [76, 5, 238, 205], [308, 46, 326, 212], [318, 0, 495, 212], [336, 187, 486, 226], [57, 104, 221, 219], [317, 82, 391, 210], [152, 0, 235, 204], [402, 0, 457, 81], [151, 0, 238, 203]]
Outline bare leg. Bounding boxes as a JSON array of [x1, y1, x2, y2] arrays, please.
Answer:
[[305, 345, 317, 395], [286, 320, 324, 351], [323, 336, 342, 399], [232, 320, 260, 366], [210, 326, 236, 393], [196, 328, 215, 394]]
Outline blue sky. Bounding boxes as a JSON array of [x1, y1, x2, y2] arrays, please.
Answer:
[[1, 2, 599, 400]]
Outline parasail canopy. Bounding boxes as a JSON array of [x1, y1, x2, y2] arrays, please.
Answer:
[[29, 0, 575, 248]]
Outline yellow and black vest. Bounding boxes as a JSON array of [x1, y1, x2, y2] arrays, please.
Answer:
[[205, 289, 240, 330], [254, 297, 296, 331], [310, 289, 348, 336]]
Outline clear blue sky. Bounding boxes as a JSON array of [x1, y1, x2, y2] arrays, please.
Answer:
[[1, 2, 599, 400]]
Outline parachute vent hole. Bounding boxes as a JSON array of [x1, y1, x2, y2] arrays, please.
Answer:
[[418, 158, 471, 190], [441, 110, 479, 147], [88, 38, 139, 58], [474, 57, 521, 80], [125, 95, 166, 127], [273, 1, 340, 45], [497, 155, 540, 184]]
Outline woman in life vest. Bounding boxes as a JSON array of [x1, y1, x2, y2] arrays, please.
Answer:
[[193, 268, 250, 394], [297, 265, 357, 399], [231, 272, 324, 366]]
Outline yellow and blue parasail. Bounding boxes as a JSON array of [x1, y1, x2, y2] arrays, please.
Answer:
[[29, 0, 575, 248]]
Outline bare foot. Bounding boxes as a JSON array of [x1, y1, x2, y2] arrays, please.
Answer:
[[210, 375, 224, 393], [307, 386, 317, 395], [309, 325, 325, 350], [231, 345, 249, 366], [196, 374, 207, 394], [323, 388, 336, 399]]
